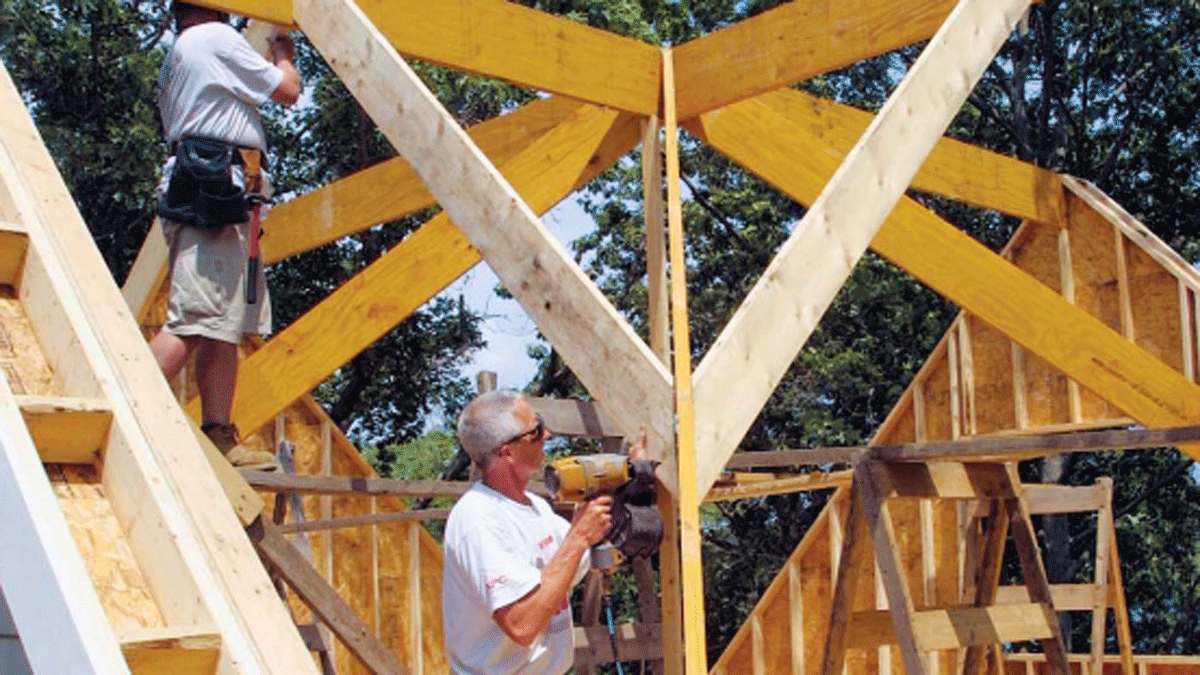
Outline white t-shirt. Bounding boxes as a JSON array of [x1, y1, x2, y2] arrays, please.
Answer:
[[157, 21, 283, 151], [442, 482, 589, 675]]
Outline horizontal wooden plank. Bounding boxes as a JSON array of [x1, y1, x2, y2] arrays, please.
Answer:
[[210, 0, 661, 113], [280, 508, 453, 533], [16, 394, 112, 464], [704, 470, 852, 502], [120, 626, 221, 675], [876, 461, 1014, 500], [1022, 483, 1106, 515], [528, 397, 620, 438], [848, 603, 1056, 651], [673, 0, 957, 119], [243, 471, 470, 498], [995, 583, 1101, 611]]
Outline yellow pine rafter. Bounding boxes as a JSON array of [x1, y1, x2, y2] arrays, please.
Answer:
[[207, 0, 661, 114], [671, 0, 959, 120]]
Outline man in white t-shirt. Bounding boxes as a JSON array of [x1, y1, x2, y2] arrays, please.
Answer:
[[443, 391, 614, 674], [148, 2, 299, 468]]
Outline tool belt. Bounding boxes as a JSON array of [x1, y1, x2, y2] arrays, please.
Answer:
[[157, 137, 265, 229]]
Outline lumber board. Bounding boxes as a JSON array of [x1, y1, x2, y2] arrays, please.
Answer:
[[212, 0, 661, 114], [875, 461, 1014, 500], [689, 0, 1033, 497], [262, 95, 587, 264], [243, 470, 470, 498], [642, 116, 669, 358], [0, 220, 27, 289], [0, 371, 129, 674], [0, 61, 317, 674], [846, 603, 1056, 651], [662, 47, 708, 674], [209, 104, 641, 436], [672, 0, 959, 119], [16, 394, 112, 464], [693, 91, 1200, 468], [297, 0, 677, 490], [574, 622, 663, 666], [743, 88, 1065, 225], [527, 396, 621, 438], [247, 517, 408, 675], [120, 626, 221, 675]]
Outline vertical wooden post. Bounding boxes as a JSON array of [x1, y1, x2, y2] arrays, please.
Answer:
[[662, 47, 706, 674], [409, 521, 423, 675]]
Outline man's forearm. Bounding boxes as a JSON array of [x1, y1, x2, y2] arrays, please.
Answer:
[[493, 532, 590, 646]]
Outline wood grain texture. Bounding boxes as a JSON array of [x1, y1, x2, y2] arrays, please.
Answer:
[[296, 0, 676, 490]]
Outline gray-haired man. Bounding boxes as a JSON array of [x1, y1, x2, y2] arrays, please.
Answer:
[[442, 390, 612, 674]]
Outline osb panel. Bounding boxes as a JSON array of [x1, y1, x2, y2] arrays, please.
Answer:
[[966, 315, 1017, 435], [1126, 236, 1184, 372], [920, 358, 954, 441], [801, 523, 833, 675], [1067, 196, 1125, 421], [0, 296, 57, 396], [48, 464, 163, 635], [1008, 223, 1073, 427]]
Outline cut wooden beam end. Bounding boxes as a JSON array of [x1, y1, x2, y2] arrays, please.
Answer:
[[0, 222, 28, 290], [17, 394, 112, 464], [120, 625, 221, 675]]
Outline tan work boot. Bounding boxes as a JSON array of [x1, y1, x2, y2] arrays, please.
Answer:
[[202, 422, 279, 471]]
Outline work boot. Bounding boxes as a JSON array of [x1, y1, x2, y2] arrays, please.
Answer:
[[202, 422, 279, 471]]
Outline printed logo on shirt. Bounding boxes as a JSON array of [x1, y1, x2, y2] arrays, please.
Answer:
[[486, 574, 509, 592], [538, 534, 554, 550]]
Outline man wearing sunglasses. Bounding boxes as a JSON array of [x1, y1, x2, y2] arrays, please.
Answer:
[[442, 390, 613, 674]]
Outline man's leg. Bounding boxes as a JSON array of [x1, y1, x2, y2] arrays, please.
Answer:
[[193, 336, 238, 426], [149, 329, 195, 381]]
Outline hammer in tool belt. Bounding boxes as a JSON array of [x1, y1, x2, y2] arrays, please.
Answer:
[[239, 148, 267, 304]]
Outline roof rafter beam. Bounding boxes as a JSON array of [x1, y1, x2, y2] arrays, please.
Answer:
[[672, 0, 959, 120], [295, 0, 676, 490], [208, 0, 661, 114], [688, 0, 1035, 495]]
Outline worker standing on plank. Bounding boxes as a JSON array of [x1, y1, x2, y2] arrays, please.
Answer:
[[148, 1, 300, 469]]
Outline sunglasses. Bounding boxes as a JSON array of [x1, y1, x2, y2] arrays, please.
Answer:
[[502, 412, 546, 446]]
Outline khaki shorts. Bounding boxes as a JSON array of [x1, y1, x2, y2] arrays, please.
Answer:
[[161, 218, 271, 344]]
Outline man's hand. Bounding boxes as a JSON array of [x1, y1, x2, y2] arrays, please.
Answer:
[[626, 425, 648, 462], [571, 495, 613, 546], [268, 34, 296, 63]]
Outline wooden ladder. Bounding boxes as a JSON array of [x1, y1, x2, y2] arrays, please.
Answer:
[[822, 459, 1071, 675]]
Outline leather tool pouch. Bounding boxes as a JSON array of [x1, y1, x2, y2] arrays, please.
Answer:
[[157, 137, 247, 229]]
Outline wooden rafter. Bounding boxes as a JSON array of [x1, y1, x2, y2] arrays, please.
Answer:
[[689, 0, 1035, 496], [672, 0, 959, 120], [207, 0, 661, 114]]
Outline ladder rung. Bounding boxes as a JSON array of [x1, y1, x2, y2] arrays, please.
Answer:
[[848, 603, 1056, 650], [120, 625, 221, 675], [17, 394, 113, 463], [878, 461, 1015, 500], [0, 221, 26, 289]]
